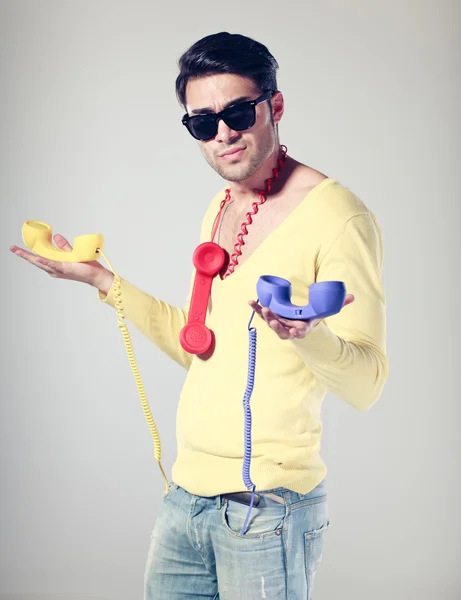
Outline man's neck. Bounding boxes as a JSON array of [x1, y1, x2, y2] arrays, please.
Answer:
[[227, 147, 290, 208]]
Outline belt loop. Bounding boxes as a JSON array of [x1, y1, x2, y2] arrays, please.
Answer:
[[280, 489, 290, 505], [216, 494, 222, 509]]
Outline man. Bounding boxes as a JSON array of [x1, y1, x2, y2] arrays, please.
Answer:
[[10, 32, 388, 599]]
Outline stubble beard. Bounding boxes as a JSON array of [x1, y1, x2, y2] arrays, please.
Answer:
[[201, 131, 277, 184]]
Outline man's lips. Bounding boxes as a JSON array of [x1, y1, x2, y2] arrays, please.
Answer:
[[219, 147, 246, 159]]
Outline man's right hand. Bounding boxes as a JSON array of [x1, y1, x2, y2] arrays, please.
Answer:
[[10, 232, 114, 294]]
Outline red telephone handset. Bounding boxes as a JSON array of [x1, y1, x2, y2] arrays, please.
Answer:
[[179, 241, 225, 355]]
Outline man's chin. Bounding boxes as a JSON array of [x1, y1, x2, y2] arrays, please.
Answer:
[[213, 163, 255, 183]]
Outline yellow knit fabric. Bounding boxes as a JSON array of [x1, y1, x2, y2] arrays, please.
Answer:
[[99, 178, 388, 496]]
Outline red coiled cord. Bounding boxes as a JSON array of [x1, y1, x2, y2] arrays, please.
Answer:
[[223, 144, 287, 278]]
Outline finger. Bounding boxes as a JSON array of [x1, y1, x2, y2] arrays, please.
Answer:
[[53, 234, 73, 251], [281, 321, 306, 337], [35, 256, 60, 269], [10, 245, 35, 259], [279, 315, 316, 337], [10, 245, 46, 265], [248, 300, 266, 321], [248, 300, 263, 316], [250, 302, 311, 339], [36, 261, 55, 275], [261, 306, 282, 324], [259, 306, 303, 335], [10, 246, 62, 273], [277, 316, 309, 329], [27, 255, 55, 275], [248, 302, 290, 337], [344, 293, 354, 307], [267, 318, 295, 339]]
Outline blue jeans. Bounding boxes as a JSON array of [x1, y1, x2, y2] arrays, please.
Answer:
[[144, 479, 329, 599]]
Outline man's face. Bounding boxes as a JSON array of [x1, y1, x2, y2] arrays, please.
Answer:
[[184, 73, 283, 183]]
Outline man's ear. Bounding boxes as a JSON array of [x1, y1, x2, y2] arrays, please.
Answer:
[[271, 90, 284, 125]]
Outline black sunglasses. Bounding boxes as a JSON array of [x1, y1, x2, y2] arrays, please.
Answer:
[[182, 90, 275, 141]]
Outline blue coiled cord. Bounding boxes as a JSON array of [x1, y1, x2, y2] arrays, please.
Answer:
[[240, 304, 258, 535]]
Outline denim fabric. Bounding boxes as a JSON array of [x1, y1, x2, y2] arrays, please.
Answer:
[[144, 479, 329, 599]]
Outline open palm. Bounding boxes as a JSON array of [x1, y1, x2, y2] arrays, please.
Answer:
[[10, 233, 110, 286], [248, 293, 354, 340]]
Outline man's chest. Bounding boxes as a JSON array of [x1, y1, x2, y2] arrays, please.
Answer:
[[215, 192, 308, 269]]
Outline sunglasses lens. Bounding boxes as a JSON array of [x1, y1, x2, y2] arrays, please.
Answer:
[[184, 100, 258, 140], [223, 103, 255, 131], [187, 115, 217, 141]]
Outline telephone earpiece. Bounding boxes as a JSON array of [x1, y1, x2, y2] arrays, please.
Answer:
[[179, 242, 225, 355], [22, 220, 103, 262], [257, 275, 346, 321]]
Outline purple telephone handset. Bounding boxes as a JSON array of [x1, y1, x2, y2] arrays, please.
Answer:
[[256, 276, 346, 320], [239, 275, 347, 535]]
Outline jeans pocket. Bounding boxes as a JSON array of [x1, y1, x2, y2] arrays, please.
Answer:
[[162, 482, 177, 502], [304, 521, 329, 597], [221, 497, 287, 539]]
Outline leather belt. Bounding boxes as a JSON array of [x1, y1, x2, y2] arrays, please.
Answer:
[[221, 491, 284, 506]]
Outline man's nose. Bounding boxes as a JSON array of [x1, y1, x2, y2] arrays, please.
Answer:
[[214, 118, 240, 144]]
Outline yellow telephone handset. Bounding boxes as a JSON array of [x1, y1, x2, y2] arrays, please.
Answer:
[[22, 220, 104, 262], [21, 220, 169, 493]]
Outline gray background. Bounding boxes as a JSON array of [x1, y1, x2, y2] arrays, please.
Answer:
[[1, 1, 460, 599]]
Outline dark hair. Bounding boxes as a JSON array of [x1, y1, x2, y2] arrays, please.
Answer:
[[175, 32, 279, 108]]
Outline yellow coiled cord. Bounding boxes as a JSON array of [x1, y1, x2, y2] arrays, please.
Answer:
[[98, 249, 169, 493]]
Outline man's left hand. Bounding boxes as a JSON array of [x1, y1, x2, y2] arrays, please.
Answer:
[[248, 294, 354, 340]]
